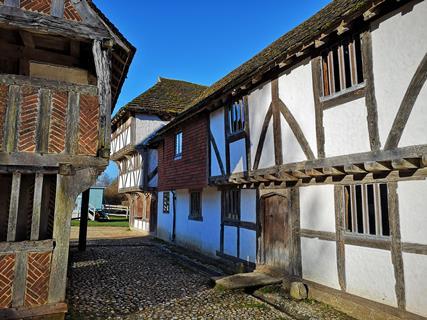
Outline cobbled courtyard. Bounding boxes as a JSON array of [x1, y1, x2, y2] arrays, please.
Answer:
[[66, 236, 292, 320]]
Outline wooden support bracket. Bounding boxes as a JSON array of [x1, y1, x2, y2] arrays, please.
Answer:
[[58, 163, 75, 176], [344, 164, 367, 175], [391, 158, 419, 170], [364, 161, 392, 173]]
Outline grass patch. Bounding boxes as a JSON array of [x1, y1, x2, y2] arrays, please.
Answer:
[[71, 215, 129, 228]]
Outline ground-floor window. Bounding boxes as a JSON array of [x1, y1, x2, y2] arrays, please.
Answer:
[[189, 191, 202, 220], [162, 192, 170, 214], [223, 189, 240, 221], [344, 183, 390, 237]]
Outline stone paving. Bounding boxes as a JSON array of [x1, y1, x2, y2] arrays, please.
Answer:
[[66, 236, 291, 320]]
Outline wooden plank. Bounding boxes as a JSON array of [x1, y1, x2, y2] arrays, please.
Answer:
[[321, 85, 365, 110], [334, 185, 346, 291], [385, 52, 427, 150], [3, 85, 21, 153], [51, 0, 65, 18], [344, 234, 391, 250], [243, 96, 252, 174], [78, 189, 90, 252], [271, 79, 283, 165], [30, 173, 44, 241], [253, 103, 273, 170], [290, 188, 302, 277], [35, 89, 52, 153], [7, 172, 21, 242], [0, 5, 109, 41], [388, 182, 406, 310], [300, 229, 336, 241], [0, 302, 67, 320], [311, 58, 325, 158], [361, 31, 381, 151], [402, 242, 427, 255], [0, 240, 54, 253], [12, 251, 27, 307], [65, 91, 80, 155]]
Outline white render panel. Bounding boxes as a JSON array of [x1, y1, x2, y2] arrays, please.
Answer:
[[239, 229, 256, 263], [210, 108, 226, 176], [174, 188, 221, 257], [301, 237, 340, 290], [258, 121, 275, 169], [403, 252, 427, 317], [278, 59, 317, 160], [372, 1, 427, 148], [323, 98, 370, 157], [157, 192, 174, 241], [398, 180, 427, 245], [248, 82, 273, 170], [280, 113, 306, 164], [240, 189, 256, 223], [300, 185, 335, 233], [345, 245, 397, 307], [135, 114, 168, 145], [224, 225, 238, 257], [229, 139, 247, 174]]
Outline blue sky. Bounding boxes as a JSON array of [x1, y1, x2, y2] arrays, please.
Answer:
[[100, 0, 330, 178]]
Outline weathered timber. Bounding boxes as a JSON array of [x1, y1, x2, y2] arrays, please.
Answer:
[[391, 158, 419, 170], [30, 173, 44, 241], [78, 189, 90, 252], [334, 185, 346, 291], [299, 229, 336, 241], [12, 251, 27, 307], [344, 234, 391, 250], [290, 188, 302, 277], [361, 31, 381, 151], [402, 242, 427, 255], [364, 161, 391, 173], [0, 5, 109, 41], [210, 130, 226, 176], [0, 240, 54, 253], [253, 103, 273, 170], [7, 172, 21, 242], [320, 85, 366, 110], [4, 0, 19, 7], [35, 89, 52, 153], [344, 164, 367, 174], [0, 303, 68, 320], [93, 40, 112, 156], [385, 52, 427, 150], [3, 85, 21, 152], [243, 96, 252, 174], [51, 0, 65, 18], [65, 92, 80, 155], [271, 79, 283, 165], [311, 57, 325, 158]]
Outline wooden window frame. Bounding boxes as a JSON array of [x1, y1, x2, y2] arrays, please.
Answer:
[[174, 130, 183, 160], [162, 192, 170, 214], [189, 190, 203, 221], [227, 99, 246, 136], [223, 189, 241, 222], [320, 33, 365, 100], [343, 183, 390, 238]]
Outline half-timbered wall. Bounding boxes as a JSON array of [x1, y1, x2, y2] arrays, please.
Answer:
[[111, 117, 132, 155]]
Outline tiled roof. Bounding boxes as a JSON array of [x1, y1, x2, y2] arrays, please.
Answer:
[[153, 0, 379, 139], [112, 77, 207, 125]]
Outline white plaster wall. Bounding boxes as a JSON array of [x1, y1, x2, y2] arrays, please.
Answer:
[[240, 189, 256, 223], [345, 245, 397, 307], [278, 59, 317, 163], [372, 1, 427, 148], [248, 82, 273, 170], [398, 179, 427, 245], [323, 98, 371, 157], [229, 139, 247, 174], [280, 115, 306, 164], [224, 225, 238, 257], [301, 237, 340, 289], [300, 185, 335, 233], [403, 252, 427, 317], [258, 122, 275, 169], [210, 108, 226, 176], [239, 229, 256, 263], [135, 114, 168, 145], [174, 188, 221, 257], [156, 191, 174, 241]]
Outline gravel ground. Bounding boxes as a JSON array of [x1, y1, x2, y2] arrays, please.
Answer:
[[66, 238, 291, 320]]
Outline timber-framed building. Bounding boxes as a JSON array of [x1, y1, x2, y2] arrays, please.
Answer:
[[150, 0, 427, 319], [111, 78, 206, 232], [0, 0, 134, 318]]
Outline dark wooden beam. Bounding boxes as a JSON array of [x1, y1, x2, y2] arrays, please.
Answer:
[[253, 103, 273, 170], [78, 189, 90, 252]]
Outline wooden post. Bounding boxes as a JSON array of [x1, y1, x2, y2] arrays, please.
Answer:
[[78, 189, 90, 252]]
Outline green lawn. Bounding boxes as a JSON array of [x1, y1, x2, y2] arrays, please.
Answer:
[[71, 215, 129, 228]]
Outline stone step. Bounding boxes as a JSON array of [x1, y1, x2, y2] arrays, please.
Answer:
[[213, 272, 283, 290]]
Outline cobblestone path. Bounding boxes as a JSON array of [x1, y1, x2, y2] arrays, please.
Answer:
[[66, 237, 292, 320]]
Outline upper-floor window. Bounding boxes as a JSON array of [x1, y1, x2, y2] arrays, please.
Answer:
[[228, 99, 245, 135], [163, 192, 170, 214], [344, 183, 390, 237], [321, 33, 364, 97], [175, 131, 183, 159], [223, 189, 240, 221], [189, 191, 202, 220]]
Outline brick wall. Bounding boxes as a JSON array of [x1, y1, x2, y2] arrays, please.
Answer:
[[25, 252, 52, 307], [0, 85, 7, 151], [63, 0, 82, 22], [78, 94, 100, 156], [0, 254, 15, 309], [158, 114, 208, 191], [49, 91, 68, 153], [20, 0, 51, 15], [18, 87, 39, 152]]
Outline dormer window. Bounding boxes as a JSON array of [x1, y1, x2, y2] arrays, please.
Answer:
[[228, 99, 245, 135], [174, 131, 183, 159], [321, 33, 364, 97]]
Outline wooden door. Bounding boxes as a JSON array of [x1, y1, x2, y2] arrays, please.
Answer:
[[261, 194, 291, 271]]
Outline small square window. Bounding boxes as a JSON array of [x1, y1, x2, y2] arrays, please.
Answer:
[[189, 191, 202, 220], [163, 192, 170, 214], [174, 131, 183, 159], [344, 183, 390, 237], [228, 99, 245, 135]]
